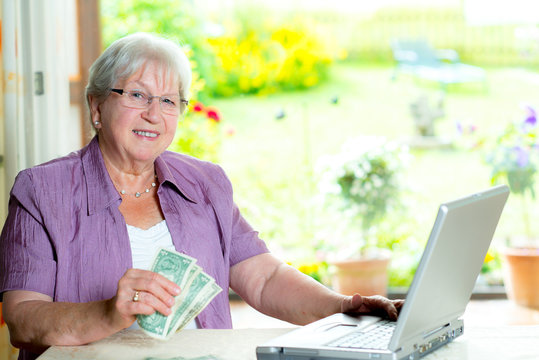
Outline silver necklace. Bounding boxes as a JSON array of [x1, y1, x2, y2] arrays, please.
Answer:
[[119, 175, 158, 198]]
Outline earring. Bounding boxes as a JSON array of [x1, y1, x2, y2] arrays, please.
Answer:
[[94, 121, 100, 127]]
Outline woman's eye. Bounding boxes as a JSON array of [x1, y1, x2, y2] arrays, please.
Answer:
[[130, 91, 146, 100], [162, 97, 176, 106]]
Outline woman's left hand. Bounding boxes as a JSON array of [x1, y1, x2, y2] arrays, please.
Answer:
[[341, 294, 404, 321]]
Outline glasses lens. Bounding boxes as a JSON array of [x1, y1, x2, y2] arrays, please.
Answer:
[[160, 95, 181, 115], [119, 90, 181, 116], [125, 91, 149, 108]]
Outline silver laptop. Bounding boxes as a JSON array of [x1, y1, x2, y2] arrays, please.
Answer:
[[256, 185, 509, 360]]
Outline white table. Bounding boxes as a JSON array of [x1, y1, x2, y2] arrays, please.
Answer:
[[38, 325, 539, 360]]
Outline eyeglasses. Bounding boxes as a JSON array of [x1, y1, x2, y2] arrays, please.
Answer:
[[109, 88, 188, 116]]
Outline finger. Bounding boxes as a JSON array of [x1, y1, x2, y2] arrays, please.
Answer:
[[150, 271, 182, 296], [126, 268, 181, 296], [386, 304, 399, 321], [117, 270, 178, 314], [136, 269, 181, 296], [363, 296, 398, 321], [393, 299, 405, 312], [341, 293, 363, 313], [374, 297, 398, 321], [351, 293, 363, 308], [131, 271, 180, 307], [130, 291, 173, 317]]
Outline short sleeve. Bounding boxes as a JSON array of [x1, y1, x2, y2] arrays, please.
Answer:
[[207, 163, 269, 266], [0, 171, 57, 300], [228, 203, 269, 266]]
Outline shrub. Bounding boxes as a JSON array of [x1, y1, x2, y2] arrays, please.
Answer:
[[206, 12, 336, 97], [168, 102, 223, 162]]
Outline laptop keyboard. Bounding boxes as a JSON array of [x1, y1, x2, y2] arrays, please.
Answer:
[[326, 320, 396, 350]]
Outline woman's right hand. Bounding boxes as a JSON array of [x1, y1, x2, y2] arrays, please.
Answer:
[[341, 294, 404, 321], [108, 268, 181, 329]]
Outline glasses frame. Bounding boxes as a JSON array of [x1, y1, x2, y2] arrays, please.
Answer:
[[109, 88, 189, 114]]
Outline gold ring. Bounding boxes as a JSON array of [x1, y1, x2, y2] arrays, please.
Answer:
[[133, 291, 140, 302]]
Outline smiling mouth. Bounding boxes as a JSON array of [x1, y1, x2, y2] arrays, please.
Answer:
[[133, 130, 158, 138]]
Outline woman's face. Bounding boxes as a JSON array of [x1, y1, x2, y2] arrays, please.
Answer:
[[90, 61, 180, 169]]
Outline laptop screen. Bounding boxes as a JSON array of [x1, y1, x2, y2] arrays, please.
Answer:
[[389, 185, 509, 350]]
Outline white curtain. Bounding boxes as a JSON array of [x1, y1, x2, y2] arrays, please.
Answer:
[[1, 1, 79, 358], [2, 0, 77, 197]]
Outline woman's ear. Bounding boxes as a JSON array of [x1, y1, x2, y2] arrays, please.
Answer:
[[88, 95, 101, 127]]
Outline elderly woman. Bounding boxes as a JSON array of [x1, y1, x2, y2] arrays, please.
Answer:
[[0, 33, 402, 359]]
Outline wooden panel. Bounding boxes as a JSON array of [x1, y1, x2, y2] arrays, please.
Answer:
[[76, 0, 102, 145]]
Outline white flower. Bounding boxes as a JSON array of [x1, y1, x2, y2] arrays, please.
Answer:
[[315, 136, 411, 229]]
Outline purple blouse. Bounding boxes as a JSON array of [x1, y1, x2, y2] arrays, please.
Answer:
[[0, 137, 268, 352]]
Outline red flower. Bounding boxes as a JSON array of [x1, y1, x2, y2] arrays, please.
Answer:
[[205, 107, 221, 123], [192, 102, 205, 113]]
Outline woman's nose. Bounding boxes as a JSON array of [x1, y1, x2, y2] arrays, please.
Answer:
[[143, 99, 162, 122]]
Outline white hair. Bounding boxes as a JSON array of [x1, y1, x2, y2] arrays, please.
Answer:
[[85, 32, 192, 117]]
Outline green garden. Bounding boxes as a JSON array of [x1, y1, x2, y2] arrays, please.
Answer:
[[101, 1, 539, 290]]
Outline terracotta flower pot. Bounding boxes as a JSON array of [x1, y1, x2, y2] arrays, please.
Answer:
[[331, 256, 390, 297], [502, 247, 539, 309]]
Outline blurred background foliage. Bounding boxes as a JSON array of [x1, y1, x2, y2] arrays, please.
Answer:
[[100, 0, 539, 289], [102, 0, 340, 99], [101, 0, 340, 160], [205, 8, 338, 96]]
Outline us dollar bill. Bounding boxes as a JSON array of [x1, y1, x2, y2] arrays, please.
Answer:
[[164, 263, 202, 332], [137, 248, 221, 340], [168, 281, 222, 335], [166, 272, 222, 336], [137, 248, 197, 339]]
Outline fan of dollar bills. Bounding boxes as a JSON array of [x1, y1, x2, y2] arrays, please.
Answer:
[[137, 248, 222, 339]]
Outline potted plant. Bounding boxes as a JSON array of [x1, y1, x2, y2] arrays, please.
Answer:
[[317, 136, 410, 296], [486, 105, 539, 308]]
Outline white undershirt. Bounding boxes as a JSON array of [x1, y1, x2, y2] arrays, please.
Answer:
[[126, 220, 198, 330]]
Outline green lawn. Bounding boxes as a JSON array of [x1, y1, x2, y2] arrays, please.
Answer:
[[209, 63, 539, 279]]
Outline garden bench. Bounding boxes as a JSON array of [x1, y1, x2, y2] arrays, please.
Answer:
[[391, 38, 487, 90]]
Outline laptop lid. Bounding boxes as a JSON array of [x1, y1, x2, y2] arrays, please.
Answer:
[[388, 184, 509, 350]]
